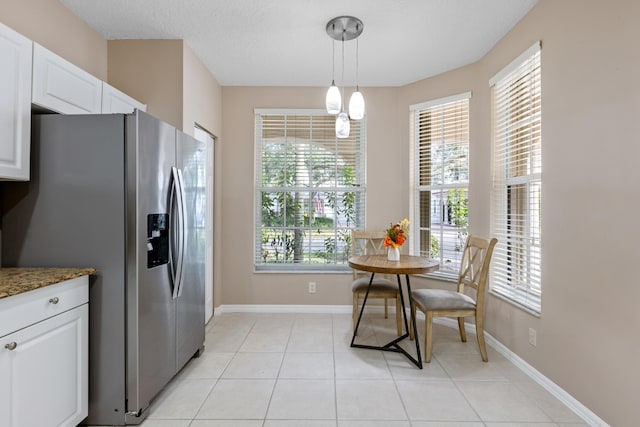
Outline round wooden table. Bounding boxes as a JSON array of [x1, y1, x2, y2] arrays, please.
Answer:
[[348, 254, 439, 368]]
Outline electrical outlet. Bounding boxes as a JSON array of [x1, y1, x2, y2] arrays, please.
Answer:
[[528, 328, 537, 346], [308, 282, 317, 293]]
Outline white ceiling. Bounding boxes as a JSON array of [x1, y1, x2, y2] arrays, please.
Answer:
[[59, 0, 538, 87]]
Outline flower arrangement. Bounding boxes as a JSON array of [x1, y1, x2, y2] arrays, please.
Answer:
[[384, 218, 409, 249]]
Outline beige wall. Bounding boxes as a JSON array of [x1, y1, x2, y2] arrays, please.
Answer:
[[0, 0, 107, 80], [107, 39, 223, 132], [483, 1, 638, 424], [108, 40, 184, 129], [183, 45, 222, 137], [220, 1, 638, 424], [399, 0, 637, 424], [182, 44, 223, 311], [220, 86, 402, 306]]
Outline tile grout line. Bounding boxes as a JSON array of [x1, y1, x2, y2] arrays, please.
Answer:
[[385, 324, 414, 425], [193, 316, 256, 424], [262, 315, 295, 424], [331, 313, 340, 426]]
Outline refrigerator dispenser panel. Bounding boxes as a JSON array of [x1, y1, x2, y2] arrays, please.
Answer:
[[147, 213, 169, 268]]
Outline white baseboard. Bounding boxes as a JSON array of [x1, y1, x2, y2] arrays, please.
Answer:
[[433, 317, 608, 427], [216, 304, 607, 427], [218, 304, 353, 314]]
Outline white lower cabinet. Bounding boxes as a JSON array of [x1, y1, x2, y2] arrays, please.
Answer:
[[0, 278, 89, 427]]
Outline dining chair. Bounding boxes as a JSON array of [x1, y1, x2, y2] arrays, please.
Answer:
[[351, 230, 402, 336], [410, 235, 497, 362]]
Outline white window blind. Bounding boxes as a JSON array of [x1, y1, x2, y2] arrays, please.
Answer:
[[490, 42, 542, 314], [255, 109, 366, 271], [410, 93, 470, 279]]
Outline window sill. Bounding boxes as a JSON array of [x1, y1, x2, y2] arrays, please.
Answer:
[[489, 290, 541, 317], [254, 265, 351, 274], [416, 271, 458, 283]]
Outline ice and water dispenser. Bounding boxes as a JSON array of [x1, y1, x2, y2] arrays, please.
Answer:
[[147, 214, 169, 268]]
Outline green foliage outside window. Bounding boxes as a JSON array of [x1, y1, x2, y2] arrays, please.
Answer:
[[447, 189, 468, 229], [260, 149, 360, 265]]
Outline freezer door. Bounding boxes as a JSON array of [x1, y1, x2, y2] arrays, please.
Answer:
[[126, 111, 177, 418], [175, 130, 206, 370]]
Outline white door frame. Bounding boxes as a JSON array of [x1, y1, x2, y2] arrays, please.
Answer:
[[193, 125, 215, 323]]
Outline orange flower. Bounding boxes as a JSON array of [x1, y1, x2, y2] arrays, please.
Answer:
[[383, 218, 409, 248]]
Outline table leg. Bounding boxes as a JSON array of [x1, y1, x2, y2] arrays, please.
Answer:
[[396, 275, 410, 338], [404, 274, 423, 367], [350, 272, 375, 345]]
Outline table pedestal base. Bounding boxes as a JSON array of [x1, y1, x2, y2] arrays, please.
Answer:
[[350, 273, 423, 369]]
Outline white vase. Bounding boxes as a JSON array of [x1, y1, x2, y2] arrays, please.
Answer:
[[387, 246, 400, 261]]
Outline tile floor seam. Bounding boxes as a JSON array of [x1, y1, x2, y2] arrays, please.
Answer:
[[189, 348, 228, 422], [331, 313, 340, 427], [262, 318, 293, 422], [449, 369, 489, 424], [456, 379, 556, 424], [191, 377, 221, 422], [510, 379, 575, 424], [389, 350, 415, 424]]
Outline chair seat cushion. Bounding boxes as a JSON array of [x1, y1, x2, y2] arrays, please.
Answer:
[[412, 289, 476, 311], [351, 277, 397, 293]]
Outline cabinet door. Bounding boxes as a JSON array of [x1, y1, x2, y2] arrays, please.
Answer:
[[32, 43, 102, 114], [0, 305, 88, 427], [101, 82, 147, 113], [0, 22, 32, 181]]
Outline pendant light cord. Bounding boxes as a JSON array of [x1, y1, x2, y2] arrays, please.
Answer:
[[331, 39, 335, 84], [341, 32, 345, 110], [355, 37, 359, 91]]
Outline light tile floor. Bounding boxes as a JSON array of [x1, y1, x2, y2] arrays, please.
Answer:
[[139, 312, 589, 427]]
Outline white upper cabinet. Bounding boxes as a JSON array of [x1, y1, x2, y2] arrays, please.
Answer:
[[101, 82, 146, 114], [32, 43, 102, 114], [0, 22, 32, 181]]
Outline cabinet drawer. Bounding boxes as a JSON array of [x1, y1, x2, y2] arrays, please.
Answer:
[[0, 276, 88, 338]]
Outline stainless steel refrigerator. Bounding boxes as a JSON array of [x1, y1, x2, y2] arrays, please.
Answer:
[[1, 110, 206, 425]]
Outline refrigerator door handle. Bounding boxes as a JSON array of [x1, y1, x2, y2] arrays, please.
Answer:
[[169, 168, 177, 290], [176, 167, 187, 297], [170, 166, 185, 299]]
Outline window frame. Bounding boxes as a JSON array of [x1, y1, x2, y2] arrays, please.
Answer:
[[410, 92, 471, 281], [489, 42, 542, 315], [254, 108, 366, 272]]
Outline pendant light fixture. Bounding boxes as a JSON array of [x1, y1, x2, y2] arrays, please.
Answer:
[[325, 16, 364, 138], [335, 111, 350, 138], [348, 37, 365, 120], [335, 30, 350, 138], [325, 40, 341, 114]]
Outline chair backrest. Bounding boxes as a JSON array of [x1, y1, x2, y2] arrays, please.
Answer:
[[457, 235, 498, 306], [351, 230, 387, 279]]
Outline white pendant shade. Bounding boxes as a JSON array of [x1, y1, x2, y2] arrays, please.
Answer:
[[326, 16, 364, 137], [348, 90, 365, 120], [335, 112, 350, 138], [326, 83, 341, 115]]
